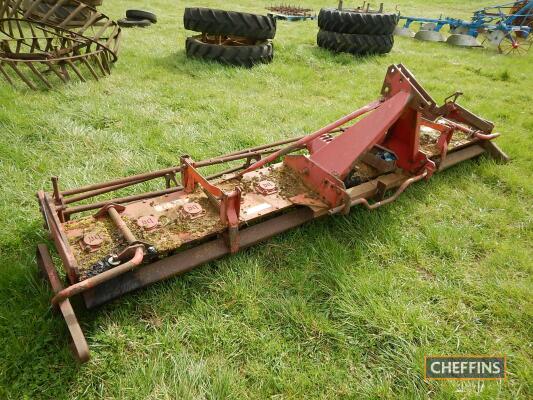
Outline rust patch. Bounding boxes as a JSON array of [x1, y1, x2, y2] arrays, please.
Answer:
[[64, 217, 123, 280], [349, 160, 380, 182], [420, 127, 472, 156]]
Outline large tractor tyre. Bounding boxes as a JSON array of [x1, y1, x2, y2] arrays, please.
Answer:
[[184, 7, 276, 40], [186, 36, 274, 68], [317, 30, 394, 55], [318, 8, 399, 35]]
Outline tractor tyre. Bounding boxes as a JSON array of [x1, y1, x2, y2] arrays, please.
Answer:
[[126, 10, 157, 24], [117, 18, 152, 28], [317, 30, 394, 55], [186, 35, 273, 67], [318, 8, 399, 35], [184, 8, 276, 40]]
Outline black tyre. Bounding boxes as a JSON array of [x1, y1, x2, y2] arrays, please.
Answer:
[[126, 9, 157, 24], [184, 8, 276, 40], [317, 30, 394, 55], [318, 8, 399, 35], [186, 35, 273, 68], [118, 18, 152, 28]]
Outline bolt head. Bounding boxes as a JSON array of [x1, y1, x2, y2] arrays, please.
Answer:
[[137, 215, 159, 231], [83, 232, 104, 247], [182, 202, 205, 219], [256, 180, 278, 195]]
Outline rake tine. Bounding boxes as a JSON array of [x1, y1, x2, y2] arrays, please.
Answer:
[[45, 61, 68, 83], [58, 3, 87, 29], [7, 17, 14, 37], [0, 0, 9, 18], [92, 53, 106, 75], [66, 60, 86, 82], [84, 40, 92, 55], [78, 12, 101, 35], [7, 61, 37, 90], [105, 24, 119, 41], [41, 0, 68, 25], [14, 17, 23, 38], [92, 20, 112, 42], [8, 0, 23, 18], [0, 62, 14, 86], [79, 56, 99, 80], [59, 36, 67, 51], [27, 62, 53, 89], [27, 19, 38, 42], [60, 63, 70, 81], [100, 52, 110, 74], [40, 23, 49, 40], [44, 37, 54, 52], [22, 0, 43, 19], [113, 34, 121, 55], [30, 38, 38, 53]]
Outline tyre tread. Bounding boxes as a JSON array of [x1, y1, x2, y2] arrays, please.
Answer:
[[317, 30, 394, 55], [184, 7, 276, 40], [186, 36, 274, 67], [318, 8, 399, 35]]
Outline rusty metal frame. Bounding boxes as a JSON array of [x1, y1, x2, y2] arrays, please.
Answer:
[[0, 0, 121, 89], [35, 64, 509, 362], [266, 5, 314, 17], [266, 5, 316, 21]]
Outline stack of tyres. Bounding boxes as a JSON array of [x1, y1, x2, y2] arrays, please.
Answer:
[[184, 7, 276, 67], [317, 8, 398, 55]]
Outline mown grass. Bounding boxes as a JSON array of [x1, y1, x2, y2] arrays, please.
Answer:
[[0, 0, 532, 398]]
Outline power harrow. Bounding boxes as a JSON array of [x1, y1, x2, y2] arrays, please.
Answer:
[[37, 65, 508, 362]]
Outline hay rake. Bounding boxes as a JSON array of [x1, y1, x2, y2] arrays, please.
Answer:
[[0, 0, 120, 89], [36, 65, 508, 362]]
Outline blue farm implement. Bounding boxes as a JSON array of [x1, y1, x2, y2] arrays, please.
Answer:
[[394, 1, 533, 54]]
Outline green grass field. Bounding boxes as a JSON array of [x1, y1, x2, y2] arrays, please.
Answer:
[[0, 0, 532, 398]]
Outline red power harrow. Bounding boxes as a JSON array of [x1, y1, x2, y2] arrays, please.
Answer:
[[37, 64, 508, 362]]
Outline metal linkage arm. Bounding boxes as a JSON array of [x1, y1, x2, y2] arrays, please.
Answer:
[[238, 99, 383, 176]]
